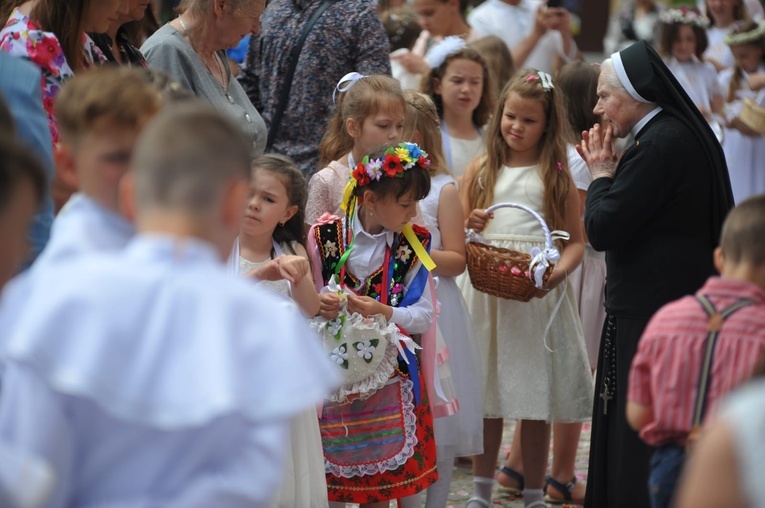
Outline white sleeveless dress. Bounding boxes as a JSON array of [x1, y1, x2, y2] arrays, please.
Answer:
[[419, 173, 484, 458], [235, 242, 329, 508], [457, 164, 593, 422]]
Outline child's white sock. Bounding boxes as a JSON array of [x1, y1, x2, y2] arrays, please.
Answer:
[[523, 488, 544, 506], [470, 476, 494, 504], [425, 457, 455, 507]]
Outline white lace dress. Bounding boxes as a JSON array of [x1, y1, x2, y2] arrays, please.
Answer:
[[419, 173, 484, 458], [457, 164, 593, 421], [235, 242, 329, 508]]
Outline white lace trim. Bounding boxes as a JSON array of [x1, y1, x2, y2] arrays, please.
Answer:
[[325, 378, 418, 478], [311, 311, 411, 404]]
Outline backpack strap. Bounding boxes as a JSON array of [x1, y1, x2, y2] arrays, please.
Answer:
[[691, 294, 756, 427]]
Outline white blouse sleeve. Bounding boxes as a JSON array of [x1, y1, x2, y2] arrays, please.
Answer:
[[390, 261, 434, 335]]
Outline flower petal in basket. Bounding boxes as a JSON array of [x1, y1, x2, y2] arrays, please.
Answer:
[[310, 311, 403, 404]]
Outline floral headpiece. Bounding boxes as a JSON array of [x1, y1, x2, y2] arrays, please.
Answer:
[[725, 20, 765, 46], [659, 8, 710, 28], [340, 143, 430, 213], [425, 36, 467, 69]]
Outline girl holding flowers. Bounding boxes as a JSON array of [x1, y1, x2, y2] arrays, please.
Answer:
[[308, 142, 437, 508]]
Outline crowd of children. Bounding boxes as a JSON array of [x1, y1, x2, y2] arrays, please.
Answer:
[[1, 1, 765, 507]]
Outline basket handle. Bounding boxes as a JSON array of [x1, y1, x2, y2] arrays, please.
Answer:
[[485, 202, 556, 251]]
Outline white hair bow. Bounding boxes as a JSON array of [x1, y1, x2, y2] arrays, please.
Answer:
[[333, 72, 366, 104], [425, 36, 467, 69]]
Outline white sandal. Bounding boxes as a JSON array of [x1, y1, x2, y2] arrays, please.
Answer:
[[526, 501, 549, 508], [466, 496, 491, 508]]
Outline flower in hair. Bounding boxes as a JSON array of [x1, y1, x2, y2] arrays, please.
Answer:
[[383, 154, 405, 177], [659, 7, 710, 28], [350, 143, 431, 188], [425, 35, 467, 69], [556, 161, 563, 172], [526, 74, 540, 82], [725, 20, 765, 46]]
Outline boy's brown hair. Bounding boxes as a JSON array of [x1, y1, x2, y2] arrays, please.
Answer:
[[55, 67, 163, 145], [720, 194, 765, 266]]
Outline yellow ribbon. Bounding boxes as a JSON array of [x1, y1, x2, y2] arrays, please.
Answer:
[[339, 178, 356, 213], [402, 224, 436, 271]]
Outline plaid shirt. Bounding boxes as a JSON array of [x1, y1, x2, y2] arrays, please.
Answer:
[[239, 0, 391, 177], [628, 277, 765, 446]]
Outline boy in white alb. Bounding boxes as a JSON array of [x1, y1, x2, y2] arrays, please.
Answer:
[[0, 103, 340, 507]]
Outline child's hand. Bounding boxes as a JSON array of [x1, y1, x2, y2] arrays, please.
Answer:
[[347, 294, 392, 319], [243, 259, 282, 282], [466, 209, 494, 233], [390, 51, 429, 74], [275, 255, 310, 284], [319, 293, 341, 320], [729, 117, 761, 137], [749, 73, 765, 91]]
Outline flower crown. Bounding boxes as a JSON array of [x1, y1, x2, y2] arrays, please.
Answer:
[[725, 21, 765, 46], [659, 8, 710, 28], [351, 143, 430, 187]]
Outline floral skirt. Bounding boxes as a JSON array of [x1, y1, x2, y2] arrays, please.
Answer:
[[322, 376, 438, 503]]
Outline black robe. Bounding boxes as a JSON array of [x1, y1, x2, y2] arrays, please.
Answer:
[[583, 111, 719, 508]]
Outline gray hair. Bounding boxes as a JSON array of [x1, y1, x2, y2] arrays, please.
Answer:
[[132, 101, 252, 215], [600, 59, 629, 97]]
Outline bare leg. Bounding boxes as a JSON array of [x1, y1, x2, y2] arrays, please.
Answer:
[[547, 422, 586, 502], [472, 418, 504, 478], [498, 421, 524, 489], [467, 418, 504, 507], [360, 502, 390, 508], [519, 419, 550, 490], [426, 455, 455, 508]]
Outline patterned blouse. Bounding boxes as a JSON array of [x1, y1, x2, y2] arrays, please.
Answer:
[[239, 0, 391, 177], [0, 8, 106, 149]]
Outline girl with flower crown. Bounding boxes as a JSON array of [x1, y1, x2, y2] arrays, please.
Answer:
[[306, 74, 406, 226], [719, 20, 765, 201], [459, 70, 591, 508], [421, 38, 494, 180], [659, 6, 725, 134], [308, 142, 438, 508]]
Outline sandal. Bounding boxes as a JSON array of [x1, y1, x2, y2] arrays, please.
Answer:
[[526, 501, 549, 508], [544, 476, 585, 505], [466, 496, 491, 508], [497, 466, 525, 496]]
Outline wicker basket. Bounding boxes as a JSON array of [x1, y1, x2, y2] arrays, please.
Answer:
[[466, 202, 557, 302], [740, 98, 765, 134]]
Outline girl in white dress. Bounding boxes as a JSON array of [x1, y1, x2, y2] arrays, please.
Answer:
[[229, 154, 328, 508], [704, 0, 749, 71], [421, 38, 493, 179], [403, 91, 485, 508], [660, 7, 725, 134], [459, 70, 592, 508], [306, 74, 406, 226], [719, 21, 765, 202]]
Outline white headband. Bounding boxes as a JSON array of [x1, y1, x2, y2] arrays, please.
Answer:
[[333, 72, 366, 104], [425, 36, 467, 69], [611, 52, 650, 104]]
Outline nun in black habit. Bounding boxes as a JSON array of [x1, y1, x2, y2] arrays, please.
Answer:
[[577, 41, 734, 508]]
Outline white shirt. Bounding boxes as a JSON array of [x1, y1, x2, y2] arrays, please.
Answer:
[[346, 212, 434, 334], [0, 235, 340, 507], [468, 0, 571, 72]]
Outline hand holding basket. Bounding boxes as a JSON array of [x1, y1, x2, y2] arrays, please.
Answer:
[[466, 202, 569, 302]]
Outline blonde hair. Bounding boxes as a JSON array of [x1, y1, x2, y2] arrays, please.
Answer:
[[466, 69, 570, 231], [720, 193, 765, 266], [420, 47, 494, 127], [402, 91, 449, 177], [56, 67, 163, 145], [726, 21, 765, 102], [318, 75, 406, 167]]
